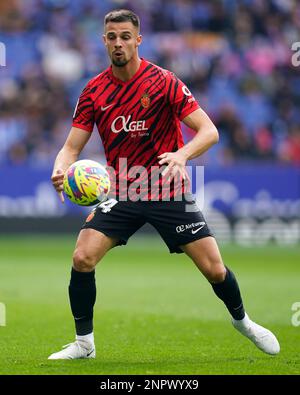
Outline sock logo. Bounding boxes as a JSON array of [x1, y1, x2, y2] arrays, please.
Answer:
[[74, 316, 86, 321]]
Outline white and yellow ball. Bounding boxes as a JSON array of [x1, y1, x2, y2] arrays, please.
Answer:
[[63, 160, 110, 206]]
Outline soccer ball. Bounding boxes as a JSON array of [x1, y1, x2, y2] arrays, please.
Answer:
[[63, 159, 110, 206]]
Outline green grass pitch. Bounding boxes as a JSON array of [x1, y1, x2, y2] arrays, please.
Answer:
[[0, 234, 299, 375]]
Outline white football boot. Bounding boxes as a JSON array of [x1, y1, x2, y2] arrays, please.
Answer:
[[48, 340, 95, 360], [232, 313, 280, 355]]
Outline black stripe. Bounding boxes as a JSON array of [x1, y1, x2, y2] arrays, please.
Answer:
[[166, 78, 173, 103], [107, 84, 123, 103], [173, 79, 179, 103], [120, 69, 160, 107], [93, 80, 114, 103], [121, 64, 155, 98], [107, 131, 127, 152], [79, 104, 93, 112], [143, 98, 165, 120], [154, 113, 175, 153], [178, 96, 188, 117], [126, 141, 154, 165]]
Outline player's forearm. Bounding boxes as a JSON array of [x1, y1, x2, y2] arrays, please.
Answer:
[[51, 146, 79, 203], [52, 146, 79, 174], [179, 127, 219, 161]]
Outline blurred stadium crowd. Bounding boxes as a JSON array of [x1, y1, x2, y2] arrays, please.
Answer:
[[0, 0, 300, 167]]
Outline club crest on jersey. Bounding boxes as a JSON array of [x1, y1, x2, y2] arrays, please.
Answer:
[[141, 92, 150, 109]]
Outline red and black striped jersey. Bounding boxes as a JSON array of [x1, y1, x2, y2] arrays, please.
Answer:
[[72, 58, 200, 200]]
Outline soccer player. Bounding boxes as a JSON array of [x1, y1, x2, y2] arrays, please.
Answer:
[[49, 9, 279, 359]]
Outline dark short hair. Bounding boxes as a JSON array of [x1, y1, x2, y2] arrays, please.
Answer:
[[104, 9, 140, 31]]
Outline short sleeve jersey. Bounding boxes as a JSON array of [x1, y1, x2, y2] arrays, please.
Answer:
[[73, 58, 200, 200]]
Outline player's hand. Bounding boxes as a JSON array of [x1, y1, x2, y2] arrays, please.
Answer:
[[51, 169, 65, 203], [158, 151, 188, 182]]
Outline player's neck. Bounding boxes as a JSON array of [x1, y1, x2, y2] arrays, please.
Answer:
[[111, 56, 142, 82]]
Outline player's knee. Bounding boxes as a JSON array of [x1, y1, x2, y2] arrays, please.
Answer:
[[73, 249, 97, 272], [206, 264, 226, 283]]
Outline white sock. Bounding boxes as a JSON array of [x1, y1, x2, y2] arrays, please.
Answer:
[[76, 332, 94, 346]]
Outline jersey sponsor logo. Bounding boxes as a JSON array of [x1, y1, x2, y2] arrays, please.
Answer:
[[176, 221, 205, 234], [101, 103, 114, 111], [141, 92, 151, 108], [111, 115, 148, 134]]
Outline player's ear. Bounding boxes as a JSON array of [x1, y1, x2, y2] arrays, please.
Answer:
[[136, 34, 142, 47], [102, 34, 107, 46]]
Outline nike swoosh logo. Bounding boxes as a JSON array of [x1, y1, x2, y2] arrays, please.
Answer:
[[233, 303, 243, 310], [86, 349, 94, 357], [101, 104, 114, 111], [191, 224, 205, 234], [74, 316, 86, 321]]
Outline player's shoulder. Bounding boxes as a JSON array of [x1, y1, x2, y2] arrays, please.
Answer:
[[84, 68, 111, 92], [143, 59, 177, 92], [145, 59, 174, 79]]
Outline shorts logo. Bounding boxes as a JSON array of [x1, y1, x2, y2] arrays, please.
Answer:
[[191, 225, 205, 234], [141, 92, 150, 108], [176, 221, 205, 234]]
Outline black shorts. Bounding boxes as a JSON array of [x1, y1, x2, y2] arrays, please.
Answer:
[[82, 195, 214, 254]]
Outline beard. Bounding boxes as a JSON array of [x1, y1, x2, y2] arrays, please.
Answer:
[[112, 57, 129, 67]]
